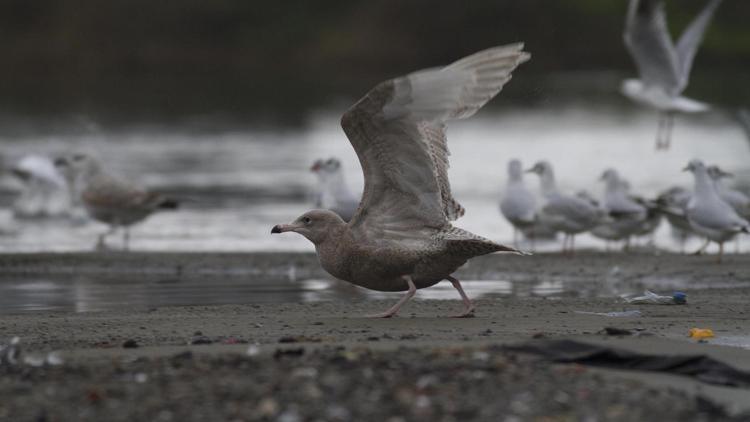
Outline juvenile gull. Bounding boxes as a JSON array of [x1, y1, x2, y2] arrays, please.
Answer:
[[499, 159, 556, 248], [526, 161, 603, 254], [54, 154, 178, 250], [310, 157, 360, 221], [684, 160, 749, 262], [272, 44, 529, 318], [622, 0, 721, 150]]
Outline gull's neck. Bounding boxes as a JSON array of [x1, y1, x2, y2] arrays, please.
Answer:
[[508, 168, 524, 186], [692, 168, 721, 203], [539, 170, 557, 196], [313, 223, 353, 280]]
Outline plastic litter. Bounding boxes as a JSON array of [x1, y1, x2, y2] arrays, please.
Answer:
[[689, 328, 715, 339], [623, 290, 687, 305], [0, 337, 63, 367], [575, 310, 642, 317]]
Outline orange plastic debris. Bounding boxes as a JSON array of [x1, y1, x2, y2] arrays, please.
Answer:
[[689, 328, 715, 339]]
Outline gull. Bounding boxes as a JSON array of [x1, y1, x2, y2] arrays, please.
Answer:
[[655, 186, 695, 251], [526, 161, 603, 254], [10, 155, 70, 218], [684, 160, 749, 262], [622, 0, 721, 150], [591, 169, 649, 250], [738, 109, 750, 145], [707, 165, 750, 220], [272, 44, 529, 318], [499, 159, 556, 248], [310, 157, 360, 221], [54, 153, 178, 250]]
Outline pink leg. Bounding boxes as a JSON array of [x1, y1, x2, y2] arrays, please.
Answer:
[[367, 276, 416, 318], [447, 276, 475, 318], [717, 242, 724, 264]]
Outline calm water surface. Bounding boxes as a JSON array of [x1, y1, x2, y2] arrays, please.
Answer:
[[0, 106, 747, 254]]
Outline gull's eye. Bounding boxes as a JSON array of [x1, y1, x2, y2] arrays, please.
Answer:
[[303, 217, 312, 224]]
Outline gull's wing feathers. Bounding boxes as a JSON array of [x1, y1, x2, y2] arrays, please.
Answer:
[[737, 109, 750, 141], [83, 174, 166, 211], [675, 0, 721, 90], [623, 0, 681, 94], [341, 44, 529, 241], [543, 194, 600, 227]]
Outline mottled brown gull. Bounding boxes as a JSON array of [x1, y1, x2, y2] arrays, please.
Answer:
[[272, 44, 530, 318], [54, 154, 178, 250]]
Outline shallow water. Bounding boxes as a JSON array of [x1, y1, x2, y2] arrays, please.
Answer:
[[0, 105, 748, 254], [2, 269, 747, 315]]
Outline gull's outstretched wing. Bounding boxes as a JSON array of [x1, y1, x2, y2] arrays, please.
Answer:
[[738, 109, 750, 142], [623, 0, 681, 94], [675, 0, 722, 90], [341, 44, 529, 241]]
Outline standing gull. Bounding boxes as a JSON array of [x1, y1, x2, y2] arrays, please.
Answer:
[[707, 165, 750, 220], [272, 44, 529, 318], [54, 154, 178, 250], [591, 169, 652, 250], [684, 160, 749, 262], [526, 161, 603, 254], [622, 0, 721, 150], [310, 157, 360, 221], [500, 159, 555, 248]]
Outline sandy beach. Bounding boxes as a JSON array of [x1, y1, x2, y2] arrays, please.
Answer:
[[1, 252, 749, 421]]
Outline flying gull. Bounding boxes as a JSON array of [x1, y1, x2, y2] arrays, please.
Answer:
[[622, 0, 721, 150], [310, 157, 360, 221], [54, 154, 178, 250], [684, 160, 749, 262], [272, 44, 529, 317]]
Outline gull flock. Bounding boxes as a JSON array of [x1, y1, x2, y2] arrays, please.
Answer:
[[0, 1, 746, 316]]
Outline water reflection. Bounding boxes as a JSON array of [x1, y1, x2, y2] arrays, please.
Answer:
[[4, 272, 748, 314]]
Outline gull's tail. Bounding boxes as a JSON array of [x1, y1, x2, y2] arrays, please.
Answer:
[[443, 227, 531, 257]]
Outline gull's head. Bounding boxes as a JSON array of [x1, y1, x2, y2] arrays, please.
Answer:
[[525, 161, 552, 176], [620, 79, 645, 100], [271, 209, 345, 244], [599, 168, 619, 183], [707, 165, 733, 180], [310, 159, 324, 172], [683, 159, 705, 174], [508, 159, 523, 178], [314, 158, 343, 175]]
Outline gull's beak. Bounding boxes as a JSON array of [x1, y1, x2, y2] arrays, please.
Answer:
[[53, 158, 67, 167], [682, 166, 690, 172], [721, 170, 735, 178], [524, 168, 535, 174], [310, 162, 321, 172], [271, 223, 297, 234]]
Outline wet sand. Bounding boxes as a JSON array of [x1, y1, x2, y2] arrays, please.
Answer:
[[1, 252, 750, 420]]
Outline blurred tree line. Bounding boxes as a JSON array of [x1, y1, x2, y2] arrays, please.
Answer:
[[0, 0, 746, 128]]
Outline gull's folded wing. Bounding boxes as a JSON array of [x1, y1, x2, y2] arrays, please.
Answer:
[[341, 44, 529, 241]]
